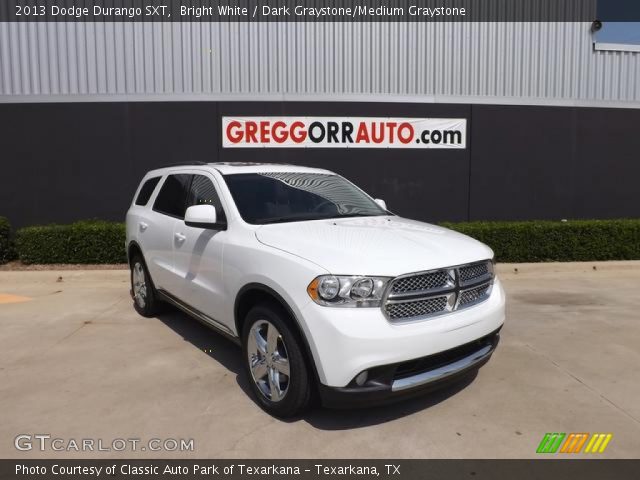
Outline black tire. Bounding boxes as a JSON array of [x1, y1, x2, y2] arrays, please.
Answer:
[[130, 254, 162, 317], [242, 303, 312, 418]]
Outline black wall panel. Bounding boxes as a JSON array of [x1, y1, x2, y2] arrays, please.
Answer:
[[572, 108, 640, 219], [469, 104, 640, 221], [469, 105, 575, 221], [0, 103, 129, 227], [0, 101, 638, 228], [128, 102, 219, 181]]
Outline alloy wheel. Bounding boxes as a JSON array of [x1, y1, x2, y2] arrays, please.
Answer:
[[132, 262, 147, 309], [247, 320, 291, 402]]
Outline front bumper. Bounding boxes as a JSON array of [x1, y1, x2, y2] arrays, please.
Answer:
[[318, 328, 500, 408], [299, 278, 506, 387]]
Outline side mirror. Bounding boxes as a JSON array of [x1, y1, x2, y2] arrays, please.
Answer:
[[185, 204, 223, 229], [374, 198, 387, 211]]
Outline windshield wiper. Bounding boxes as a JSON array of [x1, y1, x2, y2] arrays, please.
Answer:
[[257, 215, 329, 225], [257, 212, 389, 225], [333, 213, 389, 219]]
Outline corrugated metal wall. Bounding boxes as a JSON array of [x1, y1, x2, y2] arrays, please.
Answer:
[[1, 21, 638, 106]]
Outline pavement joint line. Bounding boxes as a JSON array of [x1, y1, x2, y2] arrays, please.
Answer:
[[524, 343, 640, 426], [50, 297, 129, 347]]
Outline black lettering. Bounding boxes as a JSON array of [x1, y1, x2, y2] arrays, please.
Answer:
[[341, 122, 354, 143], [308, 122, 325, 143], [443, 130, 462, 144], [327, 122, 340, 143]]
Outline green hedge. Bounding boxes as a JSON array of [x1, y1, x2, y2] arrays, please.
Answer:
[[7, 218, 640, 265], [441, 219, 640, 263], [16, 220, 126, 264], [0, 217, 16, 264]]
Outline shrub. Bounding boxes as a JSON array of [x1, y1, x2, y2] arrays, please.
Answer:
[[16, 220, 126, 264], [0, 217, 16, 264], [440, 219, 640, 263]]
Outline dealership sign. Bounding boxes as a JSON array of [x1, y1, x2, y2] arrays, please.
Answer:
[[223, 117, 466, 149]]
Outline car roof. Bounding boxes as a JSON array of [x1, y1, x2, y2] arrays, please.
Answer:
[[210, 162, 334, 175], [147, 162, 334, 176]]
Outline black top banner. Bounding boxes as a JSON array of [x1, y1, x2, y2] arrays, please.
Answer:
[[0, 0, 626, 22]]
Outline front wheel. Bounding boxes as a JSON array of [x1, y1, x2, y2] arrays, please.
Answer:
[[242, 304, 312, 418]]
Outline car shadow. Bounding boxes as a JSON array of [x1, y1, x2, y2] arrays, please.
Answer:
[[153, 305, 480, 430], [301, 372, 477, 430], [154, 307, 255, 398]]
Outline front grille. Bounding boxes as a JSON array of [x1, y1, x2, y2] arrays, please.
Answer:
[[384, 260, 494, 322], [385, 296, 449, 320], [390, 270, 451, 294], [458, 282, 492, 308], [459, 262, 491, 285]]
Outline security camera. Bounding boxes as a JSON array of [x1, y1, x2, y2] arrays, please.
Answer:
[[591, 20, 602, 33]]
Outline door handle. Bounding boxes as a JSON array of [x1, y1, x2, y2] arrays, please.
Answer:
[[174, 232, 187, 243], [139, 222, 148, 232]]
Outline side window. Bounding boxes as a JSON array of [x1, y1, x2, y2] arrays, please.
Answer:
[[187, 175, 226, 222], [134, 177, 161, 206], [153, 174, 192, 219]]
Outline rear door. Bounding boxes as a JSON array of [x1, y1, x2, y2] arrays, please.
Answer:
[[172, 172, 230, 328], [145, 173, 192, 293]]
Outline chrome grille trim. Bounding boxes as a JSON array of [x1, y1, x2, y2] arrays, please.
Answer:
[[390, 269, 453, 296], [459, 261, 493, 286], [383, 260, 494, 322], [457, 282, 493, 310]]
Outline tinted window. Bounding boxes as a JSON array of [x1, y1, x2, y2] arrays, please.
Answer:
[[153, 174, 192, 218], [223, 173, 388, 225], [594, 3, 640, 49], [135, 177, 161, 206], [187, 175, 226, 222]]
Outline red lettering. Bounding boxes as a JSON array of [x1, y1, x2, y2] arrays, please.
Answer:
[[245, 122, 258, 143], [290, 121, 307, 143], [397, 122, 414, 144], [371, 122, 385, 143], [259, 121, 271, 142], [272, 121, 288, 143], [226, 121, 243, 143], [386, 122, 397, 143], [356, 122, 370, 143]]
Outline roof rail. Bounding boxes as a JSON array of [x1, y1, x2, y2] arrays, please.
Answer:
[[160, 161, 208, 168]]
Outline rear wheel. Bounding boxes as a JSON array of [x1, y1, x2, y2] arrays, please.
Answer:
[[130, 254, 161, 317], [242, 304, 312, 418]]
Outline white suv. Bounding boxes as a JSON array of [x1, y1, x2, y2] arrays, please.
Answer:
[[126, 162, 505, 417]]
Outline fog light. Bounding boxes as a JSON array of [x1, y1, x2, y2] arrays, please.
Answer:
[[355, 371, 368, 386]]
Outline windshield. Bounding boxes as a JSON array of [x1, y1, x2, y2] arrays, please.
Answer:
[[223, 172, 389, 225]]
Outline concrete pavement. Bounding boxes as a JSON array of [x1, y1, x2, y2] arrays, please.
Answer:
[[1, 262, 639, 458]]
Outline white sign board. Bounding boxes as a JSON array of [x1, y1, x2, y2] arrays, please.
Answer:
[[222, 117, 467, 149]]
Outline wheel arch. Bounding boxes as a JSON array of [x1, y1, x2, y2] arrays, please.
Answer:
[[127, 241, 143, 266], [235, 283, 320, 385]]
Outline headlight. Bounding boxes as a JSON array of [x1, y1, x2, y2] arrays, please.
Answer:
[[317, 276, 340, 300], [307, 275, 391, 307]]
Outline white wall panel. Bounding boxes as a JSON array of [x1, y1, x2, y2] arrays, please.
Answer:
[[0, 22, 638, 107]]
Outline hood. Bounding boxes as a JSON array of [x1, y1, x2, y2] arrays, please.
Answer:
[[255, 216, 493, 276]]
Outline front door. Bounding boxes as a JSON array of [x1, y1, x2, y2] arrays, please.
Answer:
[[172, 173, 229, 330]]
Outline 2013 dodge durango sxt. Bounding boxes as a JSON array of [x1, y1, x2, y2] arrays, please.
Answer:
[[126, 162, 505, 417]]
